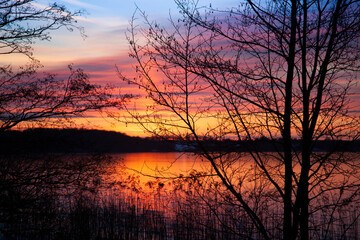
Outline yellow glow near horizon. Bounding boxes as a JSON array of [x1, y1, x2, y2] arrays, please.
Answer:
[[2, 0, 359, 139]]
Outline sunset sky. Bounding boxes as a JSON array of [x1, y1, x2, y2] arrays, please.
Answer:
[[3, 0, 236, 136], [3, 0, 359, 137]]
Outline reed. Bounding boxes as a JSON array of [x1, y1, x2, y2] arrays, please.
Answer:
[[1, 155, 359, 239]]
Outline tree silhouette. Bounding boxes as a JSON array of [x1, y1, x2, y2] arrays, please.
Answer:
[[0, 63, 119, 131], [0, 0, 84, 56], [0, 0, 124, 131], [120, 0, 360, 239], [0, 2, 123, 237]]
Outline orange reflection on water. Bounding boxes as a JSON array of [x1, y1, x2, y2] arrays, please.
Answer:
[[111, 152, 207, 182], [101, 152, 211, 217]]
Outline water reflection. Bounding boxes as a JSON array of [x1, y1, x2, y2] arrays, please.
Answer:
[[105, 152, 360, 240], [1, 152, 359, 239], [114, 152, 205, 179]]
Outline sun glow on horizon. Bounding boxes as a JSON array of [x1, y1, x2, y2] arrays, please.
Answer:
[[3, 0, 360, 138]]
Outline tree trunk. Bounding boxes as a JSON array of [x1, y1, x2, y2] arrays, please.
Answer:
[[300, 1, 310, 238], [283, 0, 298, 239]]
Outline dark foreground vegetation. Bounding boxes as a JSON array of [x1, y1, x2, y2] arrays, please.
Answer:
[[1, 128, 360, 154], [1, 154, 359, 240], [0, 154, 269, 240]]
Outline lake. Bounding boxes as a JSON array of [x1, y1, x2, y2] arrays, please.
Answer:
[[1, 152, 359, 239]]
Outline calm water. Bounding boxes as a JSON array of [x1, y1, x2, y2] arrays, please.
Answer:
[[1, 152, 360, 239], [110, 152, 207, 180], [100, 152, 212, 207], [102, 152, 360, 239]]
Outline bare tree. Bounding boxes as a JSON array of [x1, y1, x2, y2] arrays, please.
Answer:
[[120, 0, 360, 239], [0, 2, 127, 238], [0, 0, 126, 130], [0, 63, 121, 131], [0, 0, 84, 57]]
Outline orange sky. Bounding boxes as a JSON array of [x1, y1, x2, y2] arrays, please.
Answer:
[[3, 0, 359, 137], [0, 0, 234, 137]]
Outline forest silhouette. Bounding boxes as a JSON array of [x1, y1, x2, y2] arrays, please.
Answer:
[[2, 128, 360, 154], [1, 0, 360, 239]]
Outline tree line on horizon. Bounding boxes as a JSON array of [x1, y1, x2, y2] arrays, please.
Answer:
[[1, 0, 360, 239], [1, 128, 360, 154]]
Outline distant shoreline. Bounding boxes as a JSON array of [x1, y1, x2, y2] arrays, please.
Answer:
[[1, 128, 359, 154]]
